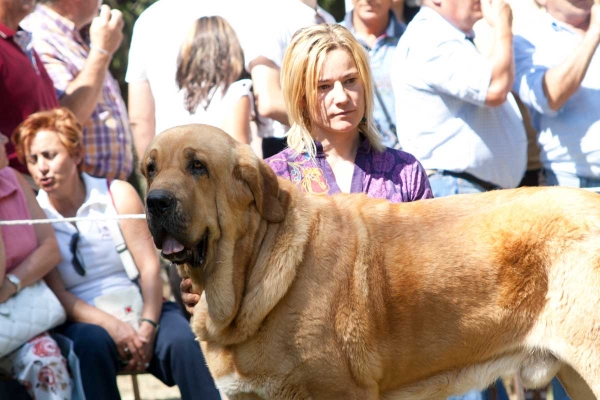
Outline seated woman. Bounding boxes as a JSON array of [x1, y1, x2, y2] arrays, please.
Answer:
[[0, 133, 72, 399], [12, 108, 221, 400]]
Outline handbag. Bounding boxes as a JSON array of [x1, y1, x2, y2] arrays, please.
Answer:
[[94, 286, 143, 330], [0, 280, 67, 358]]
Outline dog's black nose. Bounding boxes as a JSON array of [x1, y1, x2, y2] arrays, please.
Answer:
[[146, 189, 176, 215]]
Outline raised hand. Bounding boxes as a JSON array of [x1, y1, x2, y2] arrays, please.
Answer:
[[481, 0, 513, 29], [89, 4, 124, 56]]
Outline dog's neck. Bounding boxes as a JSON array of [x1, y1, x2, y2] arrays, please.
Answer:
[[195, 181, 311, 345]]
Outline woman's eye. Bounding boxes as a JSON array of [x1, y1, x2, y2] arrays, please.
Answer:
[[318, 84, 330, 91], [345, 78, 357, 85], [39, 151, 56, 160]]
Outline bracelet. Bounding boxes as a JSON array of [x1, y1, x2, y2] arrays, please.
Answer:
[[90, 45, 111, 57], [141, 318, 159, 330]]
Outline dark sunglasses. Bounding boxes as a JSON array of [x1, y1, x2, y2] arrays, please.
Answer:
[[69, 232, 86, 276]]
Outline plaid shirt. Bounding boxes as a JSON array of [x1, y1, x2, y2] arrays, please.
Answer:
[[22, 5, 133, 180]]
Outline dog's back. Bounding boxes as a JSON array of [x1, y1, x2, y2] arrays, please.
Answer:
[[287, 186, 600, 398]]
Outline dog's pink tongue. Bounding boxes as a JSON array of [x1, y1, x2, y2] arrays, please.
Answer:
[[162, 235, 184, 255]]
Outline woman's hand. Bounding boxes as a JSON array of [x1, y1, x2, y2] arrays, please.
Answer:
[[136, 321, 158, 371], [106, 317, 145, 371], [180, 277, 200, 315]]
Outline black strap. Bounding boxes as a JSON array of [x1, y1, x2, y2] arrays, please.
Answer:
[[373, 83, 398, 141], [439, 170, 501, 191]]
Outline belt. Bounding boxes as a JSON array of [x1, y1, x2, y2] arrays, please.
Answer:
[[426, 170, 501, 192]]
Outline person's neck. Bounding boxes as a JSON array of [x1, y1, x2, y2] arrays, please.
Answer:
[[423, 3, 475, 35], [352, 12, 390, 48], [49, 174, 87, 218], [300, 0, 318, 11], [0, 12, 26, 31], [315, 130, 361, 163], [551, 11, 591, 36], [46, 2, 83, 29]]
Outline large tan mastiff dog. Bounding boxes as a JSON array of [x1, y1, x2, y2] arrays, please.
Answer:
[[141, 124, 600, 400]]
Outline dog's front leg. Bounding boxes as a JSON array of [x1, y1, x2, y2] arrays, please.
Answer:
[[556, 365, 596, 400]]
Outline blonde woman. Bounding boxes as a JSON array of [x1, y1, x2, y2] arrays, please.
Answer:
[[175, 15, 253, 144], [180, 25, 432, 313], [266, 23, 431, 200]]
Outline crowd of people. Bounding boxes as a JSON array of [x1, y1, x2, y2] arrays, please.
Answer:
[[1, 0, 598, 398]]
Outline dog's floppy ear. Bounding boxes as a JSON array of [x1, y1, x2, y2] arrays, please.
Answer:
[[236, 146, 285, 223]]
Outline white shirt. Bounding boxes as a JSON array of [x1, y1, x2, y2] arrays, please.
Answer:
[[514, 13, 600, 178], [126, 0, 335, 139], [125, 0, 259, 136], [37, 174, 135, 305], [165, 79, 253, 132], [391, 7, 527, 189]]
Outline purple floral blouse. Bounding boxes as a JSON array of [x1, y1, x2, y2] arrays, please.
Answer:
[[265, 138, 433, 203]]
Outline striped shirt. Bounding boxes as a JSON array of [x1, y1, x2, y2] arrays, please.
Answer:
[[22, 5, 133, 180]]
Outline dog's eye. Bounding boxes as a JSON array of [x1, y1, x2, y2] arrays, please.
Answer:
[[146, 162, 156, 178], [191, 160, 207, 176]]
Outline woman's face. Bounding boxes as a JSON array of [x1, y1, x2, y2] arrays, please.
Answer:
[[310, 48, 365, 139], [25, 130, 80, 193], [0, 134, 8, 170]]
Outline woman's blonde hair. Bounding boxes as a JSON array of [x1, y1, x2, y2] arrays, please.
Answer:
[[176, 15, 248, 113], [282, 24, 384, 158]]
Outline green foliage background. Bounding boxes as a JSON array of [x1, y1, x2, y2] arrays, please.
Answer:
[[106, 0, 346, 100]]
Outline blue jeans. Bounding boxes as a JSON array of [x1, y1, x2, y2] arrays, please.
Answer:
[[552, 378, 571, 399], [543, 169, 600, 190], [55, 301, 220, 400], [428, 172, 488, 198], [448, 384, 508, 400]]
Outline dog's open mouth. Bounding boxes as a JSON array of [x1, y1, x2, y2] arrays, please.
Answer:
[[161, 231, 208, 268]]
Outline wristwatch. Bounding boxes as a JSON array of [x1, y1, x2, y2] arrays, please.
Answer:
[[6, 274, 22, 294]]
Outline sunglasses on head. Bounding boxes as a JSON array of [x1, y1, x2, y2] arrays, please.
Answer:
[[69, 232, 86, 276]]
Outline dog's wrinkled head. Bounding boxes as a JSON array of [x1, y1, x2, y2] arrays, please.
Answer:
[[140, 124, 284, 268]]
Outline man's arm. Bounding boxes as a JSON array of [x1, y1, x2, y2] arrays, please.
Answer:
[[249, 56, 290, 126], [60, 5, 123, 123], [542, 4, 600, 111], [482, 0, 515, 107], [128, 80, 156, 161]]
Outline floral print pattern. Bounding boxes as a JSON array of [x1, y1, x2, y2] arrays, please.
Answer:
[[0, 333, 72, 400], [266, 138, 433, 202]]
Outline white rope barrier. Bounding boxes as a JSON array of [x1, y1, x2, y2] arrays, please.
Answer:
[[1, 188, 598, 227], [0, 214, 146, 226]]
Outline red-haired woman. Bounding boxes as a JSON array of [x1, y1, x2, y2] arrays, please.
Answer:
[[12, 108, 220, 400]]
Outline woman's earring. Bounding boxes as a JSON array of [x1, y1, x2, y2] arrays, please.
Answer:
[[361, 117, 367, 123]]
